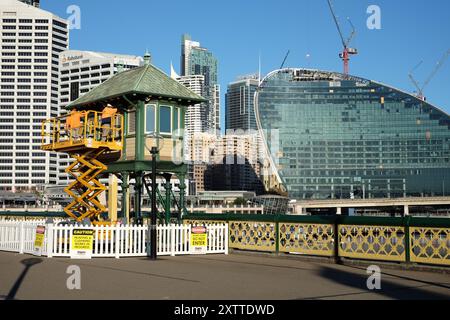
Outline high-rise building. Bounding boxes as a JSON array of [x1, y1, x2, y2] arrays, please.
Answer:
[[58, 50, 143, 183], [18, 0, 40, 8], [256, 68, 450, 199], [225, 75, 259, 131], [171, 65, 206, 194], [0, 0, 68, 192], [180, 34, 220, 133], [171, 65, 205, 137]]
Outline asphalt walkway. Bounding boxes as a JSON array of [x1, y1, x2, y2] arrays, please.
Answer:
[[0, 252, 449, 300]]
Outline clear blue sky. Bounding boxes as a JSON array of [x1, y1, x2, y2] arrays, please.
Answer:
[[42, 0, 450, 129]]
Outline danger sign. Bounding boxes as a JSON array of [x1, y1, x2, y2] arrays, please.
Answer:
[[33, 226, 46, 257], [190, 226, 208, 255]]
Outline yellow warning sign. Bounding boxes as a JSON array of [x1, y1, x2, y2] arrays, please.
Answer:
[[191, 233, 207, 247], [34, 226, 45, 256], [71, 229, 94, 259]]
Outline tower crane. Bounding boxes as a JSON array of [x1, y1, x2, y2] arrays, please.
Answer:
[[327, 0, 358, 75], [280, 50, 290, 69], [409, 49, 450, 101]]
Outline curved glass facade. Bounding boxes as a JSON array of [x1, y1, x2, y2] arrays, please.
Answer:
[[256, 69, 450, 200]]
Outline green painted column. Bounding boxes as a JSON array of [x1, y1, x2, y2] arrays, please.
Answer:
[[404, 215, 412, 264], [122, 112, 128, 161], [178, 173, 186, 222], [135, 100, 145, 161], [164, 174, 172, 224], [135, 172, 143, 225], [121, 172, 129, 222]]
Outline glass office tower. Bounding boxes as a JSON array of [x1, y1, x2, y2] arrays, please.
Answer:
[[226, 75, 259, 131], [256, 68, 450, 200], [181, 34, 220, 133]]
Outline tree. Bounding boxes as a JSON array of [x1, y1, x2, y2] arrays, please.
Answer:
[[233, 198, 247, 206]]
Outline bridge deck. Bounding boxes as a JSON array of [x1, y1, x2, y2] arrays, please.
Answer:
[[294, 197, 450, 209], [0, 251, 449, 300]]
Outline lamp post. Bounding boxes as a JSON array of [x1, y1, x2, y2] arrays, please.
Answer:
[[149, 146, 158, 260], [145, 134, 164, 260]]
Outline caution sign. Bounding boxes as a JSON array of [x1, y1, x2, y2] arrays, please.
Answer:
[[190, 226, 208, 255], [70, 229, 94, 259], [33, 226, 46, 257]]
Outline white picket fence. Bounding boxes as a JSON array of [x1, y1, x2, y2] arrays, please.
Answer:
[[0, 220, 228, 258]]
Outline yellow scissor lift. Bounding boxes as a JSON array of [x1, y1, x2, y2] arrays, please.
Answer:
[[41, 111, 124, 222]]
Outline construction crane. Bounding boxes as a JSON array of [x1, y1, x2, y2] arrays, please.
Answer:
[[327, 0, 358, 75], [409, 49, 450, 101], [280, 50, 290, 69]]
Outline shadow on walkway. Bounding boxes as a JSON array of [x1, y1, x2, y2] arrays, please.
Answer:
[[5, 258, 43, 301], [304, 266, 450, 300]]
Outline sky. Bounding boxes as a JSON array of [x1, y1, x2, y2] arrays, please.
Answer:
[[41, 0, 450, 129]]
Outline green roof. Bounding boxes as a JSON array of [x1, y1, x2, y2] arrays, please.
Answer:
[[68, 63, 207, 109]]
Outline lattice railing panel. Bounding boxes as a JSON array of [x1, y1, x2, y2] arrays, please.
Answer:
[[279, 223, 334, 256], [339, 225, 406, 262], [410, 227, 450, 266]]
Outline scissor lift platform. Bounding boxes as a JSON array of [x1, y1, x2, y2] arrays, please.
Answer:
[[41, 111, 124, 222]]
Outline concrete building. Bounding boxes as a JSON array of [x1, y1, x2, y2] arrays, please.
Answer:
[[184, 132, 264, 194], [185, 132, 216, 193], [0, 0, 68, 192], [59, 50, 143, 111], [170, 71, 205, 137], [207, 133, 264, 194], [180, 34, 220, 133], [18, 0, 40, 8], [58, 50, 143, 184]]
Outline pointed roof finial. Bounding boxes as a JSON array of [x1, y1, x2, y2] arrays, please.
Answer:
[[144, 50, 151, 65]]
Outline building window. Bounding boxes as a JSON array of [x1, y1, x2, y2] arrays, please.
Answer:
[[145, 104, 155, 134], [174, 107, 181, 135], [128, 111, 136, 135], [159, 105, 172, 134], [70, 82, 79, 101]]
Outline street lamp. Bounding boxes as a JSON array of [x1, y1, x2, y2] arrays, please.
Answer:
[[145, 133, 165, 260]]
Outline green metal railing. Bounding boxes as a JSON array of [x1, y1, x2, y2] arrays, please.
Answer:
[[183, 213, 450, 267], [2, 211, 448, 266]]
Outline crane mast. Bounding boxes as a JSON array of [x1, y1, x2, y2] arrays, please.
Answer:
[[409, 49, 450, 101], [327, 0, 358, 75]]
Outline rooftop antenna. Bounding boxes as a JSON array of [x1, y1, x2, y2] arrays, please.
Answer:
[[327, 0, 358, 75], [258, 52, 262, 84]]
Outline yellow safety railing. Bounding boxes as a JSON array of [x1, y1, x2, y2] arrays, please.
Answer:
[[338, 224, 406, 262], [229, 221, 277, 252], [410, 227, 450, 266], [41, 110, 124, 152], [279, 223, 335, 257], [183, 214, 450, 267]]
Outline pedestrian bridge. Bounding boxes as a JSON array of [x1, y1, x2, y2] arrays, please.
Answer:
[[291, 196, 450, 215]]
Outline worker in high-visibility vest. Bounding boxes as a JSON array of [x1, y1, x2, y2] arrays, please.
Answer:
[[101, 104, 118, 141], [65, 109, 84, 140]]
